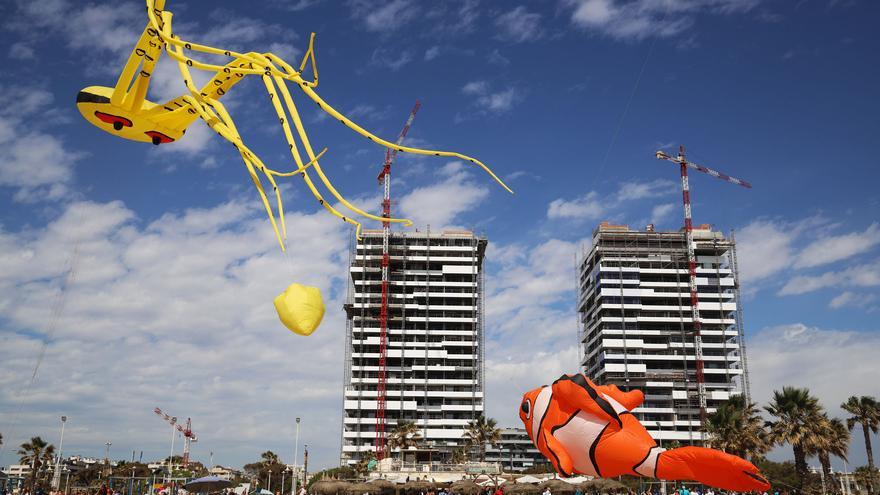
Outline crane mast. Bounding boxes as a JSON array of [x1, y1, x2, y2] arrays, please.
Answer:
[[154, 408, 198, 468], [375, 101, 421, 461], [655, 146, 751, 430]]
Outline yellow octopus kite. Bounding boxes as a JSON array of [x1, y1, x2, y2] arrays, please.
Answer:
[[77, 0, 511, 335]]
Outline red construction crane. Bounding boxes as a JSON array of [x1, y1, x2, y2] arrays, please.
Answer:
[[655, 146, 751, 429], [154, 408, 198, 468], [375, 101, 420, 461]]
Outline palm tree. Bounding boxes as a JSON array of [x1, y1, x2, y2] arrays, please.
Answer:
[[463, 414, 501, 462], [804, 416, 850, 494], [17, 436, 56, 493], [355, 451, 376, 476], [706, 395, 770, 461], [765, 386, 823, 489], [260, 450, 281, 465], [450, 448, 468, 465], [387, 421, 422, 460], [841, 396, 879, 472]]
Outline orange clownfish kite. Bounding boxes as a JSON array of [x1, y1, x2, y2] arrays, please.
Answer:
[[519, 373, 770, 492]]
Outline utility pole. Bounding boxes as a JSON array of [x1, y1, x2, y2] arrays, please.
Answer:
[[52, 415, 67, 490]]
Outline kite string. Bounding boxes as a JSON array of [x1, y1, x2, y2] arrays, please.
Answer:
[[0, 244, 80, 464], [592, 7, 668, 187]]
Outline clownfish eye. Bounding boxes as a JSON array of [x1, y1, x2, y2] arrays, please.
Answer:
[[521, 399, 532, 419]]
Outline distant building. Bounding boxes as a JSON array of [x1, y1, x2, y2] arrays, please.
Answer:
[[1, 465, 31, 477], [341, 229, 487, 465], [484, 428, 546, 472], [577, 222, 750, 443], [208, 466, 238, 479]]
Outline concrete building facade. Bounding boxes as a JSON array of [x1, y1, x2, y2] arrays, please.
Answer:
[[341, 229, 486, 465], [484, 428, 548, 472], [577, 222, 750, 444]]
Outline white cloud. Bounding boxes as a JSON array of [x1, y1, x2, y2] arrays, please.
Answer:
[[547, 192, 603, 220], [8, 42, 35, 60], [370, 48, 414, 71], [462, 81, 490, 95], [350, 0, 417, 32], [0, 84, 80, 201], [424, 46, 441, 61], [487, 49, 511, 66], [397, 161, 490, 229], [494, 6, 543, 43], [546, 179, 676, 221], [734, 219, 799, 285], [564, 0, 760, 41], [460, 81, 522, 115], [828, 291, 877, 310], [483, 237, 588, 425], [778, 259, 880, 296], [650, 202, 676, 223], [0, 198, 351, 468], [794, 222, 880, 269], [616, 178, 675, 200], [749, 323, 880, 424]]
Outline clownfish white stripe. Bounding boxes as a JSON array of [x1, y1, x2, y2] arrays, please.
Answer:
[[531, 386, 552, 443], [633, 446, 665, 478]]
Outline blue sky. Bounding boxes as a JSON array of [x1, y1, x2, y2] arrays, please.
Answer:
[[1, 0, 879, 473]]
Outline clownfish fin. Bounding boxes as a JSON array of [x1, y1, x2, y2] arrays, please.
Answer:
[[598, 383, 645, 411], [542, 432, 575, 477], [552, 374, 622, 428]]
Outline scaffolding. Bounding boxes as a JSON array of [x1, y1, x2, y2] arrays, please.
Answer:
[[577, 223, 747, 444]]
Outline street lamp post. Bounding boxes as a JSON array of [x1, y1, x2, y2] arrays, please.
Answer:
[[53, 416, 68, 490], [292, 418, 301, 495]]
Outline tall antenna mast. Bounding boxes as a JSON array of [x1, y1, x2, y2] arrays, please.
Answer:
[[375, 101, 421, 460]]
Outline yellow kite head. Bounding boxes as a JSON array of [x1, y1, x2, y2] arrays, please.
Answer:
[[76, 85, 187, 145]]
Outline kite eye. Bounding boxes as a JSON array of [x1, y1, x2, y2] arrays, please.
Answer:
[[521, 399, 532, 419], [94, 111, 133, 131]]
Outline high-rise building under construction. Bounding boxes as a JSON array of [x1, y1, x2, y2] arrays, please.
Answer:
[[577, 222, 750, 444], [340, 229, 486, 465]]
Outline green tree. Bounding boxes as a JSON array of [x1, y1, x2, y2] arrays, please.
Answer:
[[463, 414, 501, 463], [804, 416, 850, 494], [261, 450, 281, 465], [754, 458, 801, 493], [841, 396, 879, 472], [450, 448, 468, 465], [354, 451, 376, 477], [387, 421, 422, 460], [17, 436, 56, 494], [855, 466, 880, 495], [706, 394, 770, 460], [765, 386, 823, 490]]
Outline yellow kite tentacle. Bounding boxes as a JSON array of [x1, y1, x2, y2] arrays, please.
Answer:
[[271, 71, 413, 228], [259, 72, 367, 236], [249, 52, 413, 228], [298, 84, 514, 194], [135, 0, 509, 250], [148, 1, 511, 194], [111, 27, 155, 106]]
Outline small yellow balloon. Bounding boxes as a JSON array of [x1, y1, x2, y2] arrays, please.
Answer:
[[273, 283, 325, 336]]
